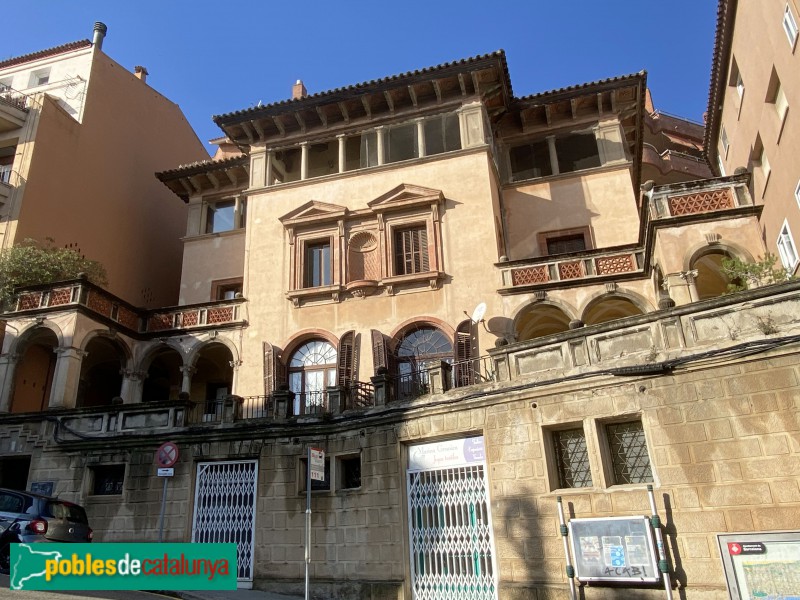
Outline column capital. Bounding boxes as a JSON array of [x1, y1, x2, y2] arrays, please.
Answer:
[[179, 365, 196, 375]]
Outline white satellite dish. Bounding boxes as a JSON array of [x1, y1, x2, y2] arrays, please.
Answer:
[[470, 302, 487, 324]]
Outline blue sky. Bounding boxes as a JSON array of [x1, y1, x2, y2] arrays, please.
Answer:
[[2, 2, 718, 155]]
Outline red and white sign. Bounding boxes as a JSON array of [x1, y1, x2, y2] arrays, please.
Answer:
[[309, 448, 325, 481], [156, 441, 180, 468]]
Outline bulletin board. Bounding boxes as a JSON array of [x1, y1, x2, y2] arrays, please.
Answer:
[[569, 516, 660, 583]]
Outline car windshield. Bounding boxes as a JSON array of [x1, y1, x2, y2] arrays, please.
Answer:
[[44, 502, 88, 524]]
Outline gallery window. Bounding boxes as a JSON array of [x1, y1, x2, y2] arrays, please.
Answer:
[[304, 240, 332, 288], [508, 128, 606, 182], [777, 220, 799, 271], [393, 226, 429, 275], [603, 420, 653, 485], [90, 464, 125, 496], [551, 427, 593, 489], [205, 197, 246, 234]]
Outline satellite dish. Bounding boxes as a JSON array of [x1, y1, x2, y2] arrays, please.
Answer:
[[470, 302, 487, 324]]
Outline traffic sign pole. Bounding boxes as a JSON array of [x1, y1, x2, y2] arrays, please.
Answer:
[[155, 442, 180, 544]]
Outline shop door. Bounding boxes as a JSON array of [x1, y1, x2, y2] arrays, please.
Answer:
[[406, 437, 498, 599], [192, 460, 258, 587]]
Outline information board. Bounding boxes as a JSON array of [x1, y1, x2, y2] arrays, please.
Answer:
[[718, 531, 800, 599], [569, 516, 660, 582], [309, 448, 325, 481]]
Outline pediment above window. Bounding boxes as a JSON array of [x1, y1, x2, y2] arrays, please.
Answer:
[[367, 183, 444, 213], [279, 200, 349, 226]]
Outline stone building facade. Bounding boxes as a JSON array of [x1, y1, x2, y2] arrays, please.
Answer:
[[0, 44, 799, 600]]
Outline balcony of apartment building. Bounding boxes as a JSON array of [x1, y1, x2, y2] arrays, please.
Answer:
[[0, 87, 29, 133]]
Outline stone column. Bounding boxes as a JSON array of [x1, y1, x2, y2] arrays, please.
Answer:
[[681, 270, 700, 303], [376, 127, 386, 166], [119, 369, 146, 404], [337, 135, 346, 173], [179, 365, 196, 396], [664, 272, 695, 306], [0, 353, 20, 412], [300, 142, 309, 180], [49, 347, 86, 409], [546, 135, 560, 175], [416, 119, 426, 158]]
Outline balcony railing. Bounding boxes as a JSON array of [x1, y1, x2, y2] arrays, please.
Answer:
[[10, 278, 246, 335], [649, 182, 751, 219], [0, 90, 31, 112], [500, 248, 645, 290]]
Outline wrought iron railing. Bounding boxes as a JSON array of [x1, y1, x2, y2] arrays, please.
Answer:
[[451, 355, 496, 388], [346, 381, 375, 409], [0, 89, 31, 112]]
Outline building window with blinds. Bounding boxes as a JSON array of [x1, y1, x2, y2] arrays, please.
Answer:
[[394, 226, 429, 275]]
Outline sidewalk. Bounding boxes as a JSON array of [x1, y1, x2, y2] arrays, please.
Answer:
[[176, 590, 301, 600]]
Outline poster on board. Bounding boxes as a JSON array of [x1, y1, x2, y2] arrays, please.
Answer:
[[569, 516, 660, 583], [717, 531, 800, 599]]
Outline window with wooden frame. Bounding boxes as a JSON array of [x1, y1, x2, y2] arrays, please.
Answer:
[[393, 225, 429, 275], [538, 227, 592, 256], [304, 240, 332, 288], [204, 196, 246, 234], [211, 277, 243, 301]]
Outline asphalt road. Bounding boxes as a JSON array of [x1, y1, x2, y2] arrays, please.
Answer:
[[0, 574, 174, 600]]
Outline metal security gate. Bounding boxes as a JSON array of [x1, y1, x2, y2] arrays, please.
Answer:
[[407, 438, 498, 600], [192, 460, 258, 586]]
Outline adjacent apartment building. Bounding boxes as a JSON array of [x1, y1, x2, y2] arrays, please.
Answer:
[[705, 0, 800, 277], [0, 22, 799, 600], [0, 22, 208, 308]]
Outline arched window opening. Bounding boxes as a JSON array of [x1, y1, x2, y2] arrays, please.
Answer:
[[583, 297, 644, 326], [11, 329, 58, 413], [142, 348, 182, 402], [76, 337, 126, 408], [692, 251, 738, 300], [395, 326, 453, 399], [191, 343, 234, 421], [515, 304, 572, 341], [289, 340, 337, 416]]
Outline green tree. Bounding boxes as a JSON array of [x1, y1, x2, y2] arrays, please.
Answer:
[[721, 252, 792, 293], [0, 238, 107, 310]]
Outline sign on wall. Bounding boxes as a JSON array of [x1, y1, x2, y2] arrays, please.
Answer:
[[407, 436, 485, 471], [30, 481, 55, 496], [568, 516, 660, 583], [718, 531, 800, 599]]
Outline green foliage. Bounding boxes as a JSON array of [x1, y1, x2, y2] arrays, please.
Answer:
[[0, 238, 107, 310], [721, 253, 792, 293]]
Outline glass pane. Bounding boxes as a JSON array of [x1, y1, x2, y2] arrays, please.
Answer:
[[547, 234, 587, 255], [290, 341, 337, 367], [304, 242, 331, 287], [553, 429, 592, 488], [360, 131, 378, 168], [207, 201, 235, 233], [510, 140, 552, 180], [606, 421, 653, 484], [386, 123, 418, 163], [556, 132, 601, 173]]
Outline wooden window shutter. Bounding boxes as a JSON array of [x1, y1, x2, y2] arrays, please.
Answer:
[[394, 227, 429, 275], [371, 329, 387, 372], [454, 319, 473, 387], [338, 330, 360, 387], [263, 342, 286, 396]]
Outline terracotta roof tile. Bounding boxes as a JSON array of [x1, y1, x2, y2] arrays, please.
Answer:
[[213, 51, 511, 125], [0, 40, 92, 70], [155, 154, 248, 180]]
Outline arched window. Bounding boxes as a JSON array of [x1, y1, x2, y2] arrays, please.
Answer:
[[692, 251, 738, 300], [289, 340, 337, 416], [395, 326, 453, 399]]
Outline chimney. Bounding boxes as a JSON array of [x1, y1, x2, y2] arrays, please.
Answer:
[[292, 79, 307, 100], [134, 66, 148, 83], [92, 22, 108, 50]]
